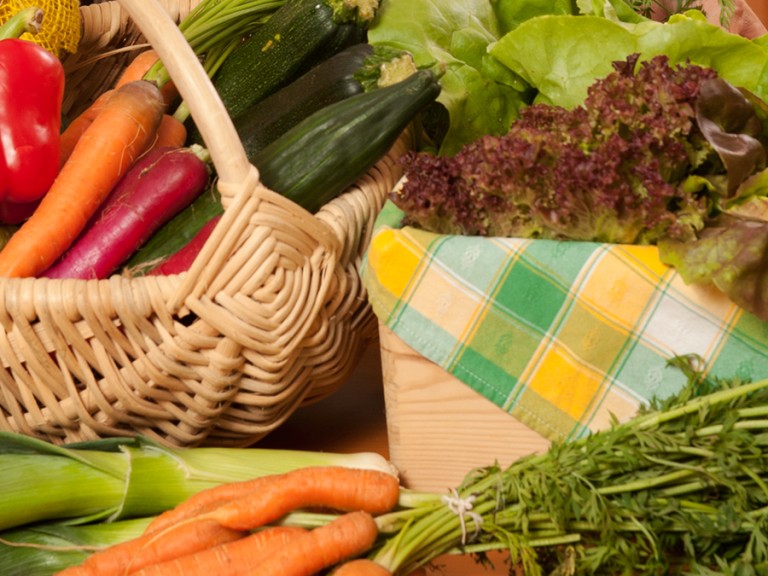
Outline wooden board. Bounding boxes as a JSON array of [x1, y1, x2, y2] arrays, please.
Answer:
[[379, 323, 551, 493]]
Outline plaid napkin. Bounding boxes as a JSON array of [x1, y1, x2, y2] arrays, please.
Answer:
[[361, 201, 768, 443]]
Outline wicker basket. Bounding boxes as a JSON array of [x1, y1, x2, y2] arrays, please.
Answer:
[[0, 0, 411, 447], [62, 0, 202, 120]]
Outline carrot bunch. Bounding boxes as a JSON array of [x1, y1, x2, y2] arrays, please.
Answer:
[[55, 465, 402, 576]]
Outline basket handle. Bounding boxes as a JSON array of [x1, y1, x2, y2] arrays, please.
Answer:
[[116, 0, 341, 309], [116, 0, 250, 185]]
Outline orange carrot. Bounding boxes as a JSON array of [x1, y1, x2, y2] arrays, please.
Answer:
[[0, 79, 165, 278], [148, 466, 400, 534], [333, 559, 393, 575], [115, 50, 160, 88], [146, 114, 188, 153], [59, 89, 114, 166], [54, 518, 245, 576], [249, 511, 380, 576], [130, 525, 306, 576], [116, 48, 178, 107]]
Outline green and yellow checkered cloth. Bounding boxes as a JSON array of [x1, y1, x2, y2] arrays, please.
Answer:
[[362, 202, 768, 443]]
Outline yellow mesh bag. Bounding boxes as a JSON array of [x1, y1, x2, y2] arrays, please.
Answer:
[[0, 0, 80, 57]]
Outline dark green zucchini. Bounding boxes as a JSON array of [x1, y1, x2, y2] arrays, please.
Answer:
[[310, 21, 368, 65], [211, 0, 379, 122], [232, 43, 414, 158], [252, 68, 442, 213]]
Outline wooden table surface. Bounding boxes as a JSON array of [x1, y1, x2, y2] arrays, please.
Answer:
[[260, 342, 511, 575]]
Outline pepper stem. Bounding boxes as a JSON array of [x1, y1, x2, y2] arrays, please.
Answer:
[[0, 6, 43, 41]]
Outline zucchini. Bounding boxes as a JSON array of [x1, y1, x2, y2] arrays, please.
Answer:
[[232, 43, 415, 158], [252, 68, 442, 213], [310, 21, 368, 65], [210, 0, 379, 122]]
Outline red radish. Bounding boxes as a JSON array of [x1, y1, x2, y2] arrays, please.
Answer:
[[42, 145, 210, 279], [145, 214, 221, 276]]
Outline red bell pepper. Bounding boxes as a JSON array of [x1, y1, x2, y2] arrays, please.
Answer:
[[0, 7, 64, 223]]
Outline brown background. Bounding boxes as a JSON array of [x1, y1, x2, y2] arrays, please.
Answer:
[[747, 0, 767, 26]]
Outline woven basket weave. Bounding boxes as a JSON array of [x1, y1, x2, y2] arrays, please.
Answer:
[[62, 0, 200, 119], [0, 0, 410, 447]]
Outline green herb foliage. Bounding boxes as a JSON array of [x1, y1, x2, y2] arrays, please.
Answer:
[[371, 358, 768, 575]]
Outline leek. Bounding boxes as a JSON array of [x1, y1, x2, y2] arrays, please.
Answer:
[[0, 432, 395, 532], [0, 517, 151, 576]]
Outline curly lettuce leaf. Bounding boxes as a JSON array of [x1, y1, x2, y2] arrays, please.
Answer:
[[731, 173, 768, 211], [643, 13, 768, 101], [740, 86, 768, 142], [367, 0, 531, 155], [659, 207, 768, 321], [490, 10, 768, 109], [696, 78, 767, 197]]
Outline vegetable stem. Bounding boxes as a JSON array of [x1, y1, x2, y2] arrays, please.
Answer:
[[0, 6, 42, 39], [142, 0, 285, 91]]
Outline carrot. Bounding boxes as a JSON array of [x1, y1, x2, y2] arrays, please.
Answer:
[[146, 114, 187, 153], [0, 79, 165, 278], [116, 48, 178, 107], [148, 466, 400, 534], [249, 511, 380, 576], [333, 559, 393, 575], [130, 525, 306, 576], [59, 89, 114, 166], [60, 48, 177, 168], [54, 518, 245, 576], [115, 50, 160, 88]]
